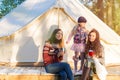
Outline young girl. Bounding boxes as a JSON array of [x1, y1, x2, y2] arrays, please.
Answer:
[[81, 29, 107, 80], [66, 16, 88, 74]]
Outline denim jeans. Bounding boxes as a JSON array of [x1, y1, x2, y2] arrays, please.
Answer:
[[45, 62, 74, 80]]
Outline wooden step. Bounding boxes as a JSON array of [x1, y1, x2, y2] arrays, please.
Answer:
[[0, 66, 120, 80], [93, 74, 120, 80], [93, 65, 120, 80], [0, 74, 120, 80]]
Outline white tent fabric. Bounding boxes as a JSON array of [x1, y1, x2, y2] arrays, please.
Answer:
[[0, 0, 120, 66], [0, 0, 56, 37]]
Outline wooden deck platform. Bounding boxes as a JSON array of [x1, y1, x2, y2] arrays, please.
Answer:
[[0, 65, 120, 80]]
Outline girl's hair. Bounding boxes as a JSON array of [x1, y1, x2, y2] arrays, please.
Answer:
[[85, 29, 103, 57], [78, 16, 87, 23], [47, 28, 64, 48]]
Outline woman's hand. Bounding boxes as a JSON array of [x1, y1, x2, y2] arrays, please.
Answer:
[[45, 42, 55, 55], [66, 41, 69, 44], [57, 51, 64, 57], [45, 42, 52, 47], [57, 51, 64, 61]]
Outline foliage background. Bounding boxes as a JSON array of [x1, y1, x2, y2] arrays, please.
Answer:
[[80, 0, 120, 35]]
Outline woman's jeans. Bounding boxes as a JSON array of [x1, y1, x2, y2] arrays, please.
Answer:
[[45, 62, 74, 80]]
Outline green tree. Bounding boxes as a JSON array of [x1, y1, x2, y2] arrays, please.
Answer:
[[82, 0, 120, 35], [0, 0, 25, 18], [96, 0, 104, 21], [114, 0, 120, 35]]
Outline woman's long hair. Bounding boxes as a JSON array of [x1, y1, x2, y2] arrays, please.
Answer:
[[48, 29, 64, 48], [85, 29, 103, 57]]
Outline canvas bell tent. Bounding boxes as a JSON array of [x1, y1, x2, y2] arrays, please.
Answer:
[[0, 0, 120, 66]]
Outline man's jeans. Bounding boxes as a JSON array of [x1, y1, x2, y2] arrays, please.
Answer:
[[45, 62, 74, 80]]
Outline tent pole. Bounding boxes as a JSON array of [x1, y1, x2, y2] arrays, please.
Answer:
[[57, 0, 60, 29]]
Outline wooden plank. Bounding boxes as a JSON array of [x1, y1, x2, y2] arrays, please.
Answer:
[[0, 74, 60, 80], [93, 74, 120, 80], [39, 75, 60, 80], [106, 75, 120, 80], [8, 75, 40, 80], [10, 62, 44, 67], [93, 74, 100, 80], [0, 66, 120, 80], [0, 74, 120, 80], [0, 62, 9, 66], [0, 75, 6, 80]]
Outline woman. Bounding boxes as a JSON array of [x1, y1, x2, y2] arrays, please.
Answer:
[[81, 29, 107, 80], [43, 28, 74, 80]]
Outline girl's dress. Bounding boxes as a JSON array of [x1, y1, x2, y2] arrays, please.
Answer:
[[70, 27, 87, 52]]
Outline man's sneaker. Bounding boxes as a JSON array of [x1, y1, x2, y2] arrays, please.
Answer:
[[75, 70, 82, 75]]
